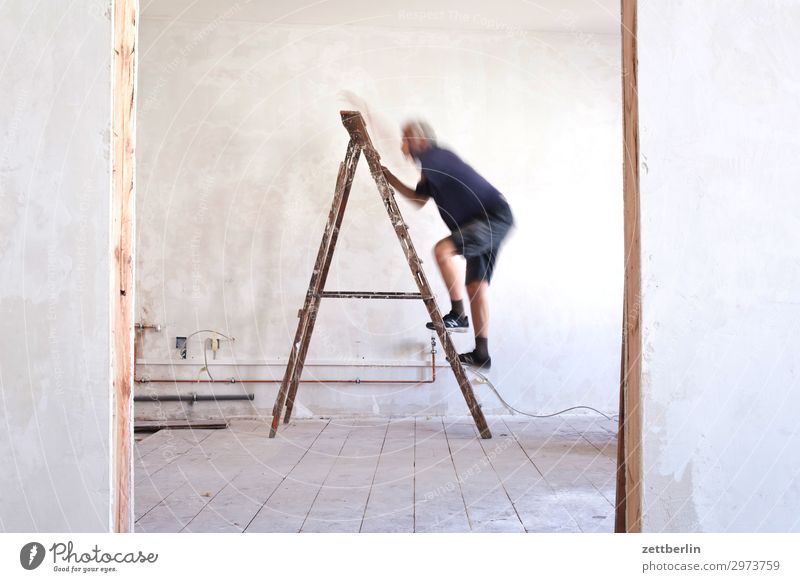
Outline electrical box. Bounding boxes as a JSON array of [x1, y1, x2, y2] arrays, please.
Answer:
[[175, 336, 187, 359]]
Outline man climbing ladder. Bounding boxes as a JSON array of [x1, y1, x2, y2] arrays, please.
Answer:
[[382, 121, 515, 371], [270, 111, 492, 439]]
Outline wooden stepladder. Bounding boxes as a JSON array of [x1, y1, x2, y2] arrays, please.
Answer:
[[269, 111, 491, 439]]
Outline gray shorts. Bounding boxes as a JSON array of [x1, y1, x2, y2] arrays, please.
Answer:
[[450, 205, 514, 284]]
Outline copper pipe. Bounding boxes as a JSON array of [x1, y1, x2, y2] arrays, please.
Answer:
[[136, 348, 437, 385]]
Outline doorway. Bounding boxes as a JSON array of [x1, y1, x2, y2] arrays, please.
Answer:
[[111, 0, 642, 533]]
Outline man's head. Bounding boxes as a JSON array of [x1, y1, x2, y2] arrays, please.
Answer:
[[401, 120, 436, 159]]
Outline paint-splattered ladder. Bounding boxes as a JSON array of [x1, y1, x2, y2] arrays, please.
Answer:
[[269, 111, 491, 439]]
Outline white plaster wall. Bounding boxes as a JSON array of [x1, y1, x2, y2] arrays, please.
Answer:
[[135, 15, 622, 419], [0, 1, 113, 531], [638, 0, 800, 531]]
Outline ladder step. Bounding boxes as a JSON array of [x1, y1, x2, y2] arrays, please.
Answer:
[[320, 291, 424, 300]]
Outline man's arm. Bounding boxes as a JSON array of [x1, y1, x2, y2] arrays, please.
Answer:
[[381, 166, 428, 207]]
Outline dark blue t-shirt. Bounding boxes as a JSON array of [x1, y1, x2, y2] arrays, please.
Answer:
[[414, 146, 510, 231]]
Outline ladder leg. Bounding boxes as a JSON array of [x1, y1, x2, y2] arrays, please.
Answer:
[[270, 310, 310, 437], [423, 297, 492, 439], [284, 144, 361, 424], [282, 302, 319, 423], [270, 140, 362, 436]]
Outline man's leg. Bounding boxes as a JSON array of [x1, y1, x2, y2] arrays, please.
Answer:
[[456, 209, 513, 369], [434, 237, 462, 304], [426, 238, 469, 332], [466, 280, 489, 337], [461, 279, 491, 367]]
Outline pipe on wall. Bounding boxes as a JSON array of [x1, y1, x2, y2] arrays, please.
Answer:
[[133, 393, 255, 403], [135, 340, 438, 385]]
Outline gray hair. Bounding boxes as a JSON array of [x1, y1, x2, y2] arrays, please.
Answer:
[[402, 119, 437, 144]]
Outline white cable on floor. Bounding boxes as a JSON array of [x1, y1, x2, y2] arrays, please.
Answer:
[[467, 367, 619, 422]]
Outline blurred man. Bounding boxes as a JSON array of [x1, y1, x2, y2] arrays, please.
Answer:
[[382, 121, 514, 370]]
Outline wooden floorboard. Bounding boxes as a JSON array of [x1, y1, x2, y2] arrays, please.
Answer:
[[135, 428, 238, 532], [301, 420, 388, 532], [444, 419, 526, 532], [133, 428, 219, 523], [412, 418, 471, 532], [483, 417, 581, 532], [134, 415, 616, 533], [504, 417, 615, 533], [563, 416, 618, 504], [183, 419, 330, 532], [360, 418, 416, 533], [244, 419, 355, 532]]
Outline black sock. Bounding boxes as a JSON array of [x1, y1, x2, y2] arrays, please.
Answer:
[[474, 336, 489, 359], [451, 299, 465, 318]]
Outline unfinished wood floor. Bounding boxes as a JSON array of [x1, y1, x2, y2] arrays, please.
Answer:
[[133, 415, 617, 533]]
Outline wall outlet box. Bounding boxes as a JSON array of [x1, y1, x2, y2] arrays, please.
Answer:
[[176, 336, 187, 359]]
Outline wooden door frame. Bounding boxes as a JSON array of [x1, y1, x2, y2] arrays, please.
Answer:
[[111, 0, 137, 533], [616, 0, 643, 533], [108, 0, 643, 533]]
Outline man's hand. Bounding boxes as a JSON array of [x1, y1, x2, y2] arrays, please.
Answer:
[[381, 165, 400, 190], [380, 166, 428, 208]]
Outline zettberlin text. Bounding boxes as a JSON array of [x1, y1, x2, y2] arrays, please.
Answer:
[[642, 544, 701, 554]]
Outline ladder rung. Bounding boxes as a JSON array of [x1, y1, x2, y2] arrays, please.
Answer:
[[321, 291, 424, 300]]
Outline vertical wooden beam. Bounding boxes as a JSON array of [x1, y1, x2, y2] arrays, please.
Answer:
[[111, 0, 137, 533], [616, 0, 643, 533], [614, 333, 627, 532]]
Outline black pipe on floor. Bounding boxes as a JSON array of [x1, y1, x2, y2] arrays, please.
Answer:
[[134, 393, 255, 403]]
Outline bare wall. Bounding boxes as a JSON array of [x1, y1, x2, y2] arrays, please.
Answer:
[[638, 0, 800, 532], [0, 1, 113, 531], [135, 16, 622, 418]]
